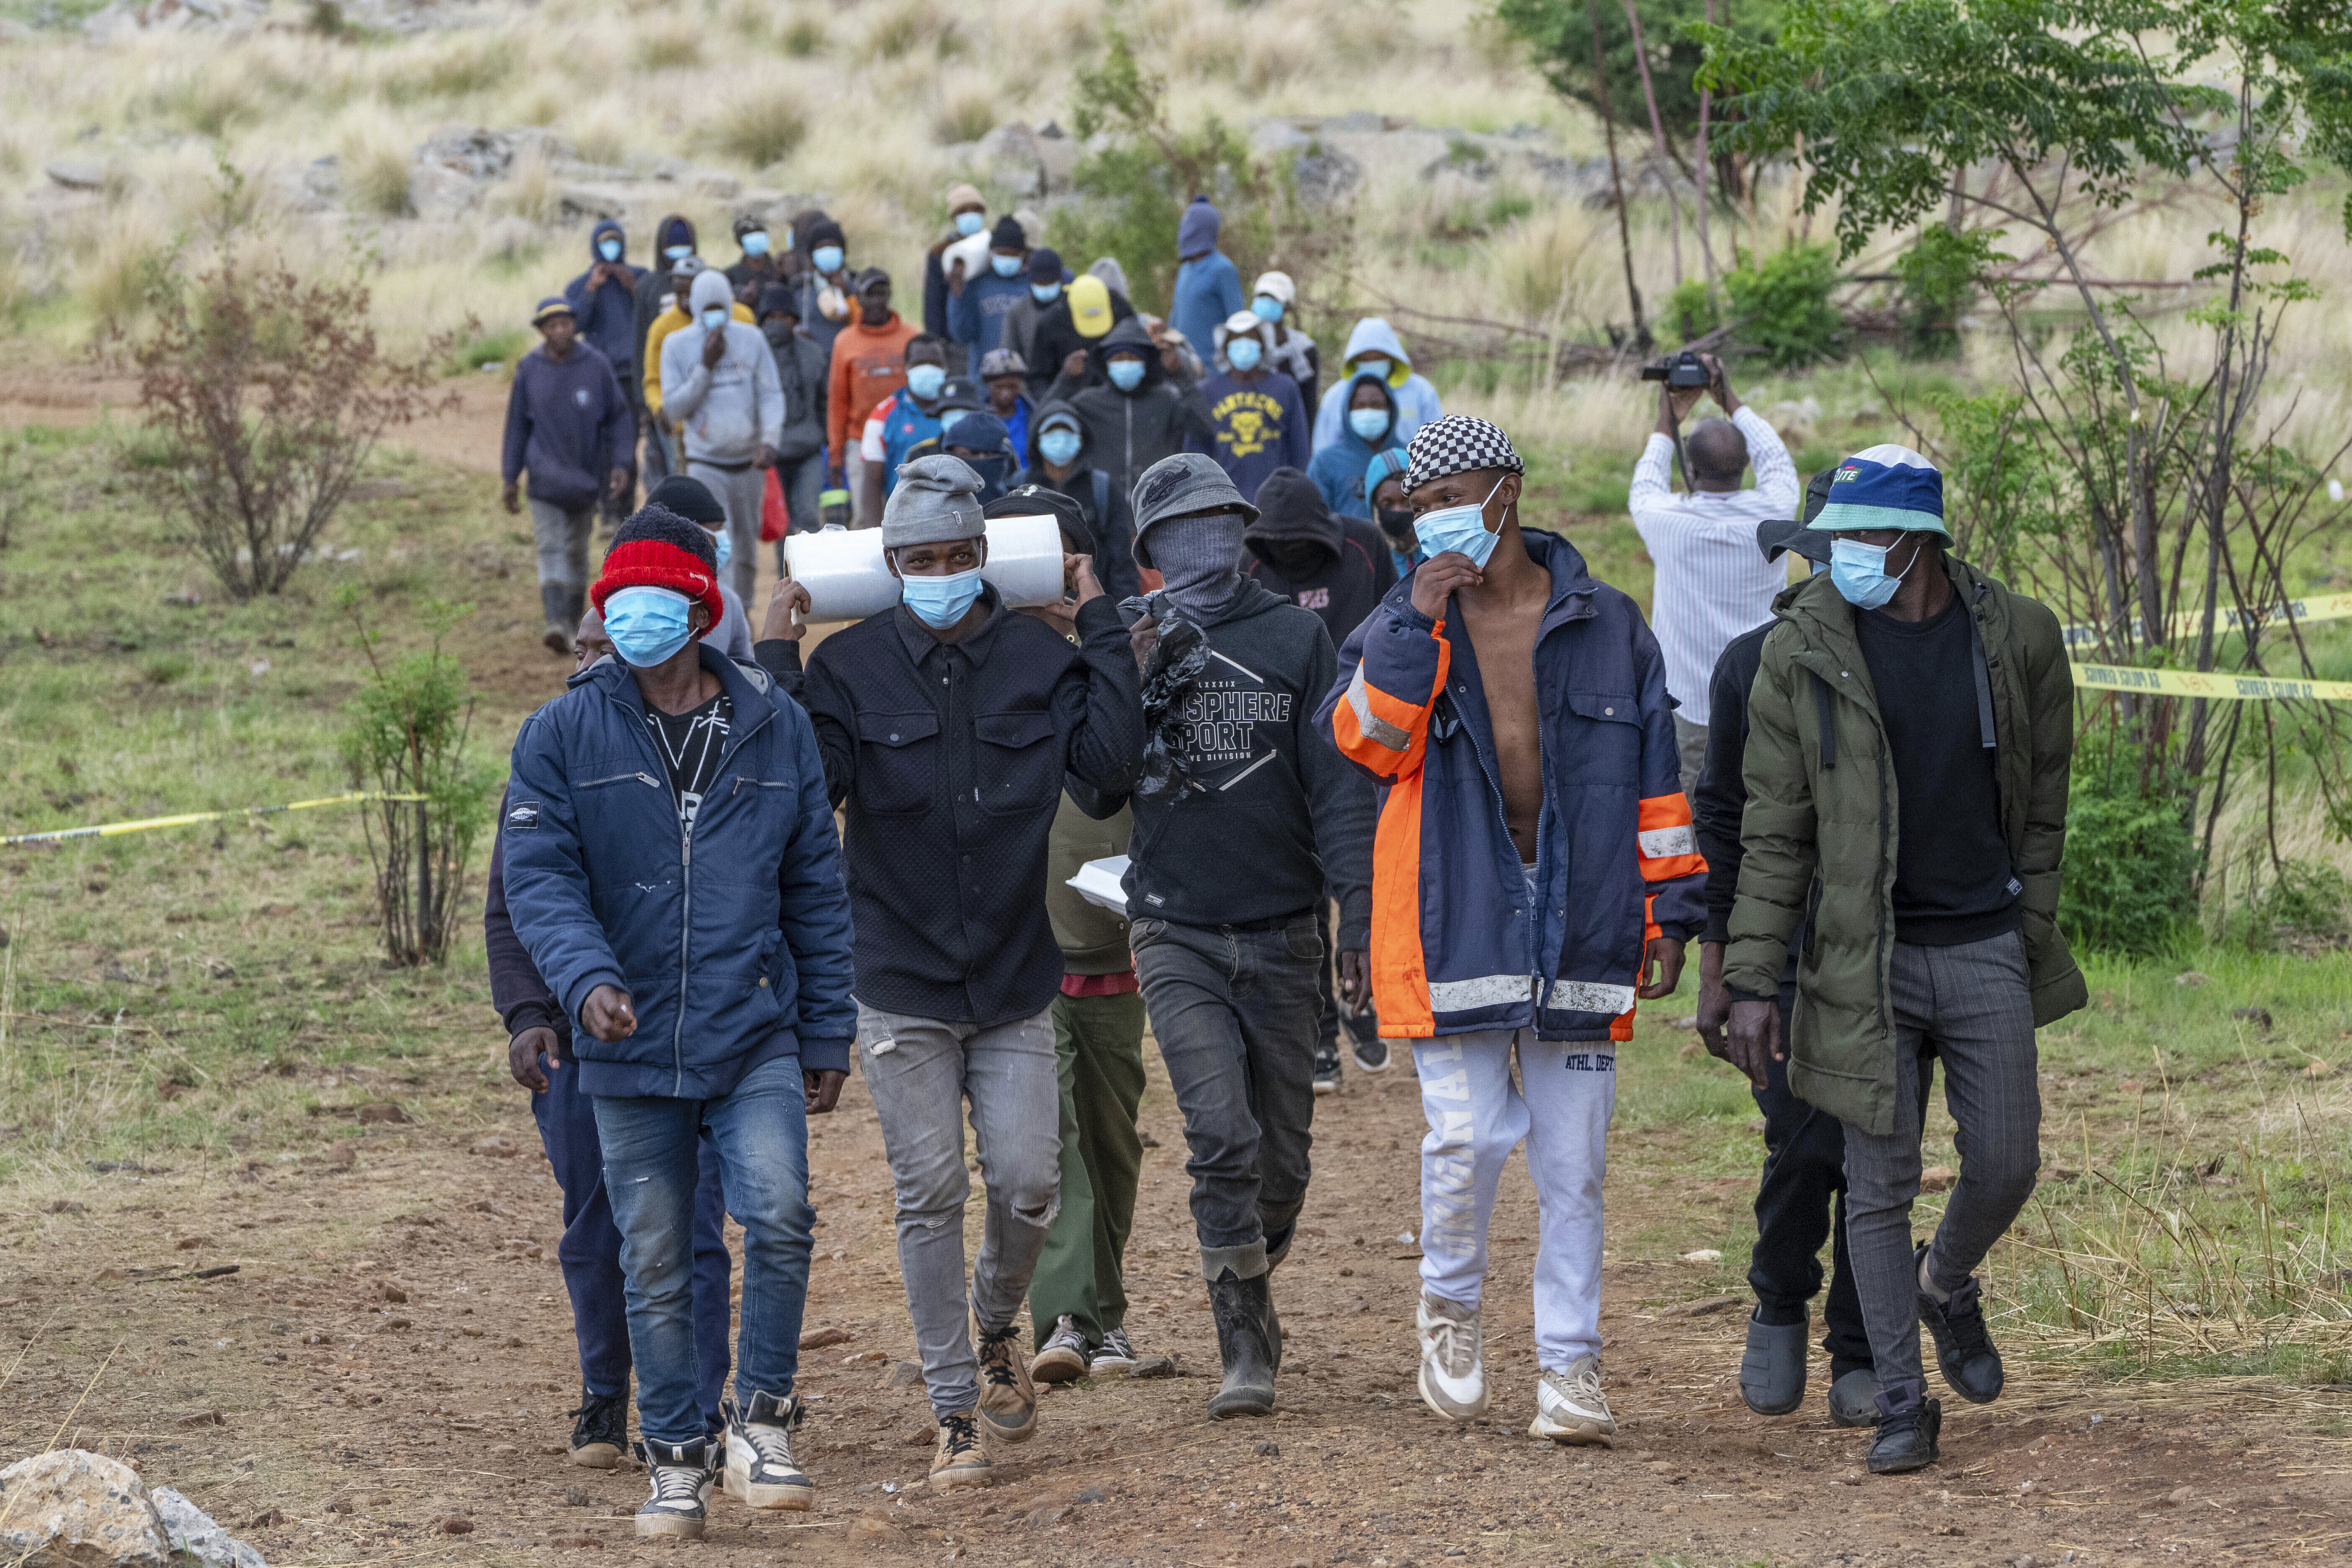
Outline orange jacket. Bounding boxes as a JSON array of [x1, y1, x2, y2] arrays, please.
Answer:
[[826, 312, 921, 461]]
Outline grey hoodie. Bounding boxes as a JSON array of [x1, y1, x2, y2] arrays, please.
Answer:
[[661, 270, 785, 467]]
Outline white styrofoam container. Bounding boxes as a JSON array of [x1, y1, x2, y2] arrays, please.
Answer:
[[1067, 855, 1131, 916], [783, 512, 1066, 624]]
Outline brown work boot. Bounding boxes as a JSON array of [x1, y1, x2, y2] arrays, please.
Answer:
[[928, 1410, 992, 1493], [973, 1316, 1038, 1443]]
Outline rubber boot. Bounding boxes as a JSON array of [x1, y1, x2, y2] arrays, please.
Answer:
[[1202, 1243, 1275, 1420], [541, 583, 574, 655], [562, 584, 587, 638]]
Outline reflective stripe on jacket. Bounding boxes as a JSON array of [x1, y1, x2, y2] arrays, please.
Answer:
[[1315, 529, 1705, 1042]]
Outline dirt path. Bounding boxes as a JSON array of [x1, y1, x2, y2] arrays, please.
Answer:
[[6, 1024, 2342, 1568]]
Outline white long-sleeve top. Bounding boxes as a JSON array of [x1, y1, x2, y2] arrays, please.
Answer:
[[1628, 404, 1801, 725]]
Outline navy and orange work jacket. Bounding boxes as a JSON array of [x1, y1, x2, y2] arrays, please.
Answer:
[[1314, 529, 1707, 1042]]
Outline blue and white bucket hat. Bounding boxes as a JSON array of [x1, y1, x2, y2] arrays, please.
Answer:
[[1807, 444, 1949, 540]]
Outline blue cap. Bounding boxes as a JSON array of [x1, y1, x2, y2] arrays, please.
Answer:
[[1364, 446, 1410, 503], [1808, 444, 1948, 538]]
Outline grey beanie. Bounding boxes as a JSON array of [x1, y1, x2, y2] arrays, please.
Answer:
[[881, 454, 987, 549]]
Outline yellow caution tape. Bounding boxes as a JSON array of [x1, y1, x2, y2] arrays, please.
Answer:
[[3, 792, 431, 848], [2071, 664, 2352, 701], [2059, 592, 2352, 649]]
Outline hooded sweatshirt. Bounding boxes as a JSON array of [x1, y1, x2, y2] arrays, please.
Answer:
[[642, 290, 754, 419], [564, 220, 642, 377], [661, 270, 785, 467], [1169, 199, 1245, 367], [1076, 579, 1373, 946], [629, 213, 696, 410], [1186, 362, 1309, 505], [1310, 319, 1444, 454], [825, 309, 921, 463], [1306, 371, 1406, 515], [1008, 398, 1139, 604], [1243, 466, 1398, 648], [1025, 285, 1138, 405], [761, 309, 830, 465], [1044, 316, 1215, 519], [500, 340, 633, 511]]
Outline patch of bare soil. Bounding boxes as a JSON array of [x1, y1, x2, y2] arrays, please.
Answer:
[[6, 1042, 2346, 1568]]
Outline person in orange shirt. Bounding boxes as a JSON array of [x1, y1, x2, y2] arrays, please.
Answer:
[[825, 270, 920, 526]]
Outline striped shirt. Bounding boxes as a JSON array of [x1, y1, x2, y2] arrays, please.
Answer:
[[1628, 405, 1801, 725]]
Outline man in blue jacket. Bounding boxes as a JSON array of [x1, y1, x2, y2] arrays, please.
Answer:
[[1170, 199, 1244, 368], [501, 297, 633, 658], [1317, 416, 1706, 1447], [503, 505, 856, 1541]]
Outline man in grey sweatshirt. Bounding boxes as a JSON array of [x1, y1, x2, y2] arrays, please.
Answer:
[[662, 268, 784, 606]]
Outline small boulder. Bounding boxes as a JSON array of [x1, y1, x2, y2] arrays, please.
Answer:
[[0, 1449, 174, 1567], [798, 1327, 851, 1350], [355, 1103, 408, 1125], [150, 1486, 268, 1567]]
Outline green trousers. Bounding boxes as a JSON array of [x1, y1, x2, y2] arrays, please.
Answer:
[[1027, 990, 1148, 1352]]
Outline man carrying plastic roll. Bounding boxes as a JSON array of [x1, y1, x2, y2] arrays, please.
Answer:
[[1316, 415, 1703, 1447], [1072, 453, 1373, 1424], [503, 504, 855, 1540], [753, 455, 1144, 1492], [1722, 444, 2084, 1475]]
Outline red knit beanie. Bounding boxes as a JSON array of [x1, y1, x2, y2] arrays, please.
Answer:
[[591, 505, 725, 635]]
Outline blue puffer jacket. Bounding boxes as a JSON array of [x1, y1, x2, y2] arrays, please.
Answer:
[[502, 646, 856, 1099], [1315, 529, 1706, 1042]]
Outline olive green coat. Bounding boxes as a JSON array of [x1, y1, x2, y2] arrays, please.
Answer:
[[1725, 552, 2087, 1135]]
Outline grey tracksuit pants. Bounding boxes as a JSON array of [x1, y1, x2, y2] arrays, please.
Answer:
[[685, 459, 766, 608], [1837, 930, 2041, 1393]]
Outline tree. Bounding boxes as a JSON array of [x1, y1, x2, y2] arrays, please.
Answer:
[[1494, 0, 1781, 172]]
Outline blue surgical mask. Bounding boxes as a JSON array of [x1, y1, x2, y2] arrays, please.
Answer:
[[1225, 337, 1263, 371], [741, 231, 769, 257], [700, 306, 728, 332], [1031, 282, 1061, 305], [900, 565, 984, 629], [1354, 355, 1392, 382], [1251, 295, 1283, 323], [705, 527, 731, 571], [598, 238, 622, 262], [1413, 475, 1507, 569], [664, 244, 692, 261], [990, 253, 1022, 278], [1106, 358, 1145, 392], [1038, 428, 1082, 467], [1349, 406, 1390, 442], [812, 245, 844, 274], [955, 211, 985, 238], [603, 585, 696, 667], [1829, 536, 1923, 611], [905, 363, 946, 401]]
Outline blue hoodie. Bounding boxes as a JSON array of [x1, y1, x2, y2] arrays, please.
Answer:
[[564, 220, 642, 375], [1306, 371, 1404, 515], [1311, 318, 1444, 453], [1169, 198, 1244, 365]]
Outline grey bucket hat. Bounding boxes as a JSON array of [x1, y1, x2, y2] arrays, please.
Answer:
[[1130, 452, 1259, 569]]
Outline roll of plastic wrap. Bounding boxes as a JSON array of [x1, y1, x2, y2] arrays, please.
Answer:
[[783, 513, 1068, 624], [1068, 855, 1131, 916]]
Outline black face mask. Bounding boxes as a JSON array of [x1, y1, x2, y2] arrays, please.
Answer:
[[965, 455, 1010, 501], [761, 320, 795, 347], [1377, 506, 1416, 541]]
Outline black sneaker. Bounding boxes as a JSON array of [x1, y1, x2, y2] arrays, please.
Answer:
[[1915, 1242, 2004, 1403], [1312, 1047, 1342, 1096], [1865, 1381, 1942, 1474], [1349, 1034, 1390, 1073], [568, 1387, 628, 1469]]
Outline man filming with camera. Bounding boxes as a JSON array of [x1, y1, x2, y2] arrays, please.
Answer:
[[1627, 351, 1800, 794]]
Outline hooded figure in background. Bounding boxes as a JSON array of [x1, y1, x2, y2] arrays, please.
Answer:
[[1169, 199, 1245, 375], [1044, 315, 1214, 524], [1306, 370, 1405, 516], [566, 219, 643, 389], [1008, 400, 1137, 604], [1309, 318, 1443, 454]]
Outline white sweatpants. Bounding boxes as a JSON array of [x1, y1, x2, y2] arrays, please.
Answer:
[[1413, 1028, 1615, 1372]]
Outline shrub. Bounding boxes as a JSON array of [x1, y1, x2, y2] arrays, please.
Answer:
[[1659, 277, 1717, 346], [780, 15, 827, 56], [340, 123, 415, 218], [337, 592, 495, 967], [2058, 734, 2198, 957], [714, 97, 809, 169], [634, 32, 704, 71], [932, 88, 996, 147], [1896, 226, 2008, 357], [1723, 242, 1844, 369], [2228, 859, 2352, 951]]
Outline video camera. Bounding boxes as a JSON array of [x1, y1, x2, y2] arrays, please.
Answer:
[[1639, 349, 1712, 388]]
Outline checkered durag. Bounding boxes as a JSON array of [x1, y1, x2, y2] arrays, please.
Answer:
[[1403, 415, 1523, 494]]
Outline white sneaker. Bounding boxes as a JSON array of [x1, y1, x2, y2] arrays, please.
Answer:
[[1529, 1355, 1616, 1445], [635, 1438, 715, 1538], [1091, 1326, 1138, 1371], [1415, 1293, 1489, 1423], [1032, 1314, 1090, 1385], [722, 1390, 813, 1511]]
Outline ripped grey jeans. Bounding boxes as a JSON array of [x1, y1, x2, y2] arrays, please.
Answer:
[[854, 1001, 1061, 1418]]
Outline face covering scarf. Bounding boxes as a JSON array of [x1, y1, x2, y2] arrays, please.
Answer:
[[603, 585, 695, 667], [900, 565, 983, 629], [1149, 511, 1247, 620], [1412, 475, 1506, 569]]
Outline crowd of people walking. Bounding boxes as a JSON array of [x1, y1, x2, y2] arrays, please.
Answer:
[[492, 185, 2083, 1536]]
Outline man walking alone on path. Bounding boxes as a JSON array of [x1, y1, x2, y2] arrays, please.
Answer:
[[1723, 446, 2084, 1474], [1625, 352, 1801, 794], [753, 456, 1143, 1490], [1319, 416, 1705, 1446], [501, 297, 632, 656], [502, 506, 855, 1539]]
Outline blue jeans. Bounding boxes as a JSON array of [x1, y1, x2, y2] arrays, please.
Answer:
[[593, 1054, 815, 1446], [529, 1046, 733, 1427]]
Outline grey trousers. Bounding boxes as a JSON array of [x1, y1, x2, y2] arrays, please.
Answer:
[[1673, 711, 1710, 799], [528, 498, 596, 590], [685, 460, 766, 607], [1838, 930, 2040, 1392], [854, 1001, 1061, 1419]]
